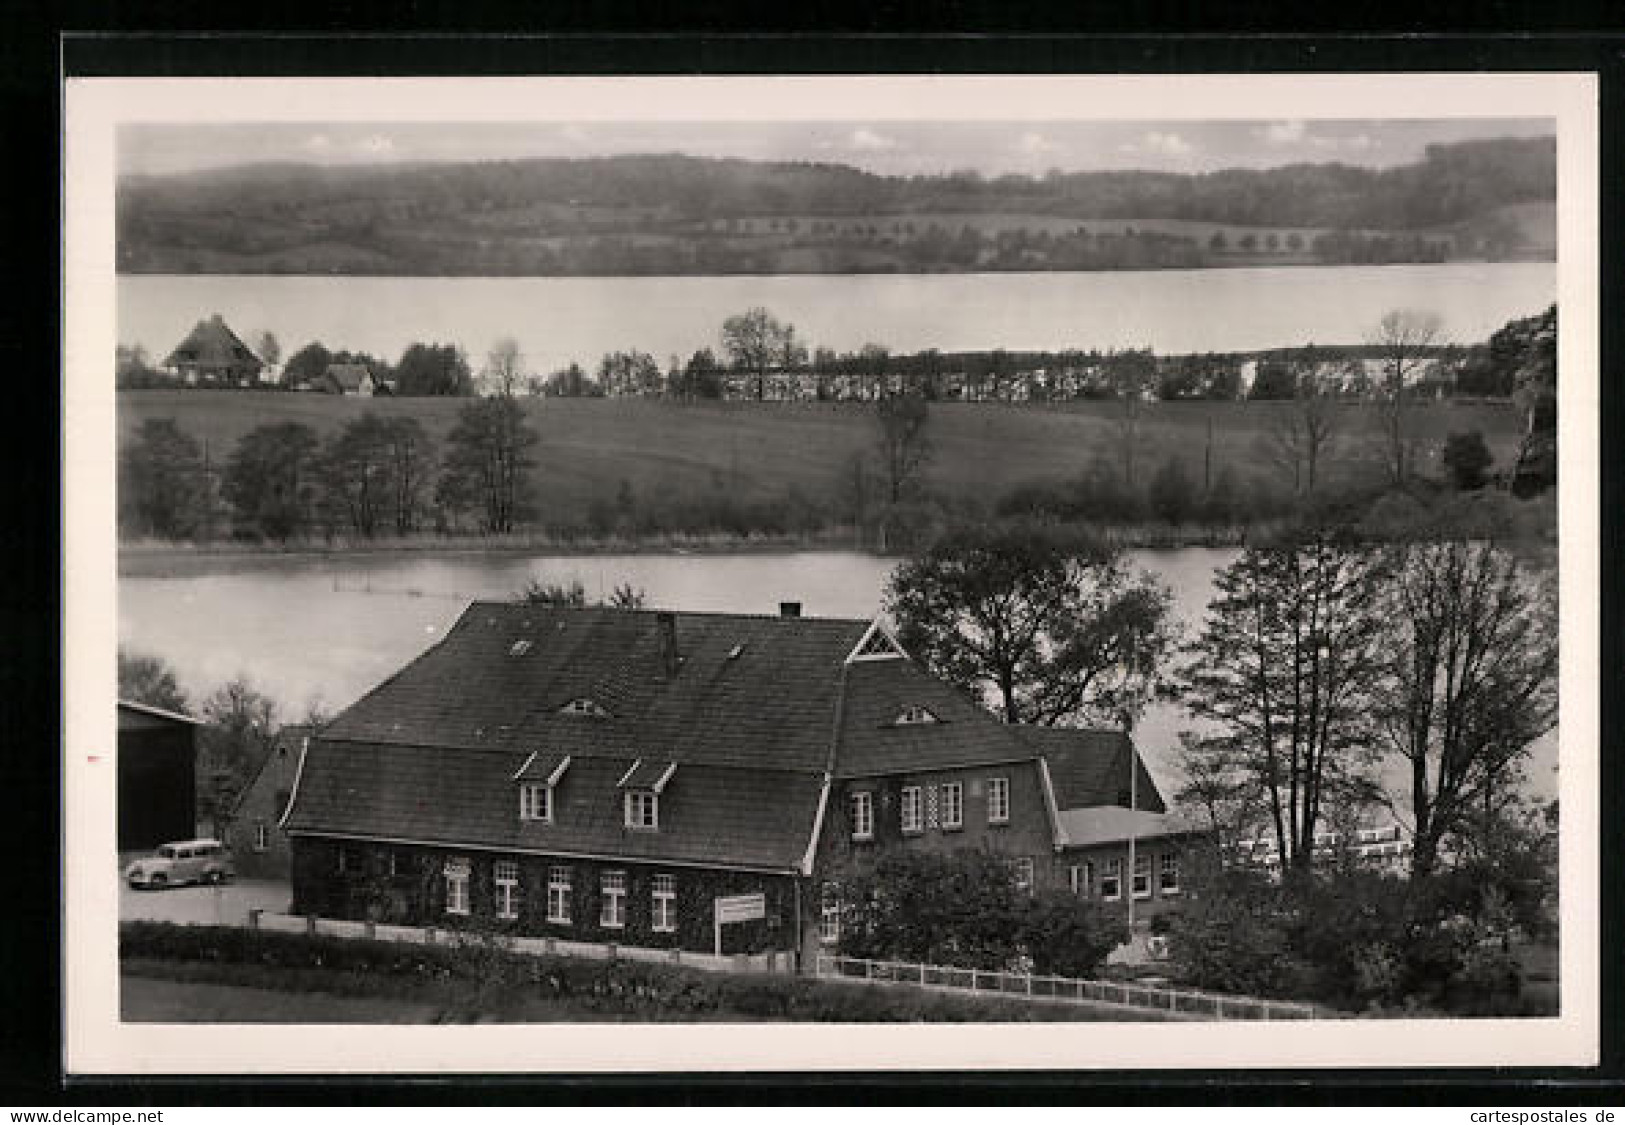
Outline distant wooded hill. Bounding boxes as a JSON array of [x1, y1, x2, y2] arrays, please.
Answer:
[[117, 136, 1556, 276]]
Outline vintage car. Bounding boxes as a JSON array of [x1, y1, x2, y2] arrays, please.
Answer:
[[124, 838, 235, 889]]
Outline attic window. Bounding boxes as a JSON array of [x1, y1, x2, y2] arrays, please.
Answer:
[[559, 698, 609, 719], [508, 640, 532, 657], [845, 619, 908, 663], [894, 706, 939, 726], [727, 643, 747, 660]]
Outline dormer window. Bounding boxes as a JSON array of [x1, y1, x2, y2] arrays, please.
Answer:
[[508, 640, 532, 657], [513, 752, 570, 822], [894, 706, 939, 726], [617, 759, 677, 831], [559, 698, 609, 719]]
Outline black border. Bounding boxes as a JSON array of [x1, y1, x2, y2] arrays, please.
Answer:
[[24, 28, 1624, 1104]]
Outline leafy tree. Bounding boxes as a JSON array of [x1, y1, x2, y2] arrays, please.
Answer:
[[514, 579, 646, 608], [885, 525, 1174, 726], [319, 414, 394, 538], [1148, 455, 1196, 525], [669, 348, 723, 400], [1506, 305, 1557, 496], [223, 421, 320, 540], [118, 417, 207, 539], [1376, 541, 1557, 879], [117, 648, 189, 713], [116, 343, 170, 388], [542, 362, 600, 398], [597, 349, 663, 397], [1441, 431, 1494, 491], [720, 307, 806, 400], [281, 341, 333, 388], [396, 342, 474, 397], [1177, 533, 1390, 874], [1370, 309, 1444, 486], [438, 396, 538, 533], [1248, 361, 1297, 400]]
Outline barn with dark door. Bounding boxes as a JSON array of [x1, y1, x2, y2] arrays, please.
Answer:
[[117, 700, 200, 852]]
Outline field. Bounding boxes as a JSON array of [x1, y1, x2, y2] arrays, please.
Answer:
[[118, 391, 1524, 531]]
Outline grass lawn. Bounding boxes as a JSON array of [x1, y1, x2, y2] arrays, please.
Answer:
[[119, 391, 1524, 529]]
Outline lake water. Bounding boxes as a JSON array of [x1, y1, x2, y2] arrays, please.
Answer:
[[118, 548, 1232, 798], [119, 263, 1555, 375]]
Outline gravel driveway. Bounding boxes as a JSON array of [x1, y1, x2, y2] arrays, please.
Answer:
[[120, 876, 292, 927]]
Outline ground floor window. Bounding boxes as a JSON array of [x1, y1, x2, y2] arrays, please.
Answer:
[[253, 821, 268, 852], [1133, 853, 1152, 899], [1013, 856, 1035, 893], [1159, 854, 1180, 895], [819, 881, 841, 945], [444, 856, 471, 916], [600, 870, 627, 928], [1102, 857, 1122, 901], [651, 873, 677, 932], [494, 859, 520, 920], [547, 865, 572, 924]]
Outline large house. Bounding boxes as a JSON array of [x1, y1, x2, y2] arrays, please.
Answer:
[[163, 314, 265, 387], [281, 603, 1192, 968]]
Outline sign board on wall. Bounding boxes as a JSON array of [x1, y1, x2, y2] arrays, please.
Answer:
[[714, 892, 766, 924]]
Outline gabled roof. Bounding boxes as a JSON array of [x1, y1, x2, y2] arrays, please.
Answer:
[[835, 657, 1030, 777], [319, 603, 870, 772], [118, 699, 202, 728], [1013, 727, 1166, 814], [324, 363, 373, 390], [163, 314, 264, 372]]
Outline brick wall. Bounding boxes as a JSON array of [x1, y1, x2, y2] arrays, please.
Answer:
[[289, 835, 803, 956]]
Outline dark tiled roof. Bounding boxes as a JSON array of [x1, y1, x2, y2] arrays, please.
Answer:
[[163, 315, 264, 371], [322, 603, 868, 772], [1015, 727, 1166, 813], [325, 363, 372, 390], [835, 657, 1032, 777], [282, 740, 824, 871]]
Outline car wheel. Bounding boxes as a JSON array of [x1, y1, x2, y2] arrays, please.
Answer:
[[150, 874, 167, 889], [204, 871, 221, 885]]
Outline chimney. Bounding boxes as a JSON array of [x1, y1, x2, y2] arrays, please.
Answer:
[[779, 601, 802, 618], [657, 611, 680, 677]]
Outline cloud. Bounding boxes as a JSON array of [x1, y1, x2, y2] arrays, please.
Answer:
[[359, 134, 395, 155], [1016, 130, 1060, 156], [847, 127, 897, 152], [1138, 130, 1193, 157], [1260, 120, 1307, 145]]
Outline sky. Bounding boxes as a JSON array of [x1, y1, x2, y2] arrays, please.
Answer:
[[120, 118, 1555, 179]]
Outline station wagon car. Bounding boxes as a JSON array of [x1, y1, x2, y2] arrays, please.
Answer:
[[124, 838, 235, 889]]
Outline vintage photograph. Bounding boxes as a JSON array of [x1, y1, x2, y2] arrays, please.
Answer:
[[66, 73, 1599, 1071]]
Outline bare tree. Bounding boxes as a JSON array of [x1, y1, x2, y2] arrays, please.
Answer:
[[1377, 541, 1557, 879], [1264, 362, 1341, 495], [874, 390, 932, 506], [1370, 309, 1443, 486], [481, 337, 526, 398]]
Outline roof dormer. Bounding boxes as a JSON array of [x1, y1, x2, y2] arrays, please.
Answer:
[[893, 705, 940, 726], [559, 698, 610, 719]]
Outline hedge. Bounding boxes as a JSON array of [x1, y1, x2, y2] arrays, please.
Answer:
[[119, 922, 1147, 1022]]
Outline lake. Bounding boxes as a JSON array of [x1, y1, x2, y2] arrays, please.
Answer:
[[118, 263, 1555, 375]]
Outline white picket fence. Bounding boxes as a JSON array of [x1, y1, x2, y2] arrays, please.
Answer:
[[813, 953, 1321, 1021], [248, 910, 796, 975]]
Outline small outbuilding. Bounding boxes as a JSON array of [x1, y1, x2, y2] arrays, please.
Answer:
[[117, 700, 201, 853], [321, 363, 376, 397]]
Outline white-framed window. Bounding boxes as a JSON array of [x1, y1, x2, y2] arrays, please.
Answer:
[[600, 870, 627, 928], [894, 706, 939, 725], [1133, 853, 1152, 899], [547, 865, 572, 924], [1014, 857, 1035, 893], [560, 698, 609, 718], [494, 860, 520, 920], [987, 777, 1010, 824], [444, 856, 471, 916], [1083, 859, 1095, 898], [1159, 854, 1181, 896], [519, 783, 552, 822], [624, 790, 659, 830], [850, 791, 874, 840], [651, 873, 677, 933], [1102, 858, 1122, 901], [819, 881, 841, 945], [336, 846, 353, 874], [900, 786, 923, 834], [941, 782, 963, 830], [253, 820, 268, 852], [1068, 864, 1082, 895]]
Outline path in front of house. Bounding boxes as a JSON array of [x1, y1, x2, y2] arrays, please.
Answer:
[[119, 877, 291, 926]]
